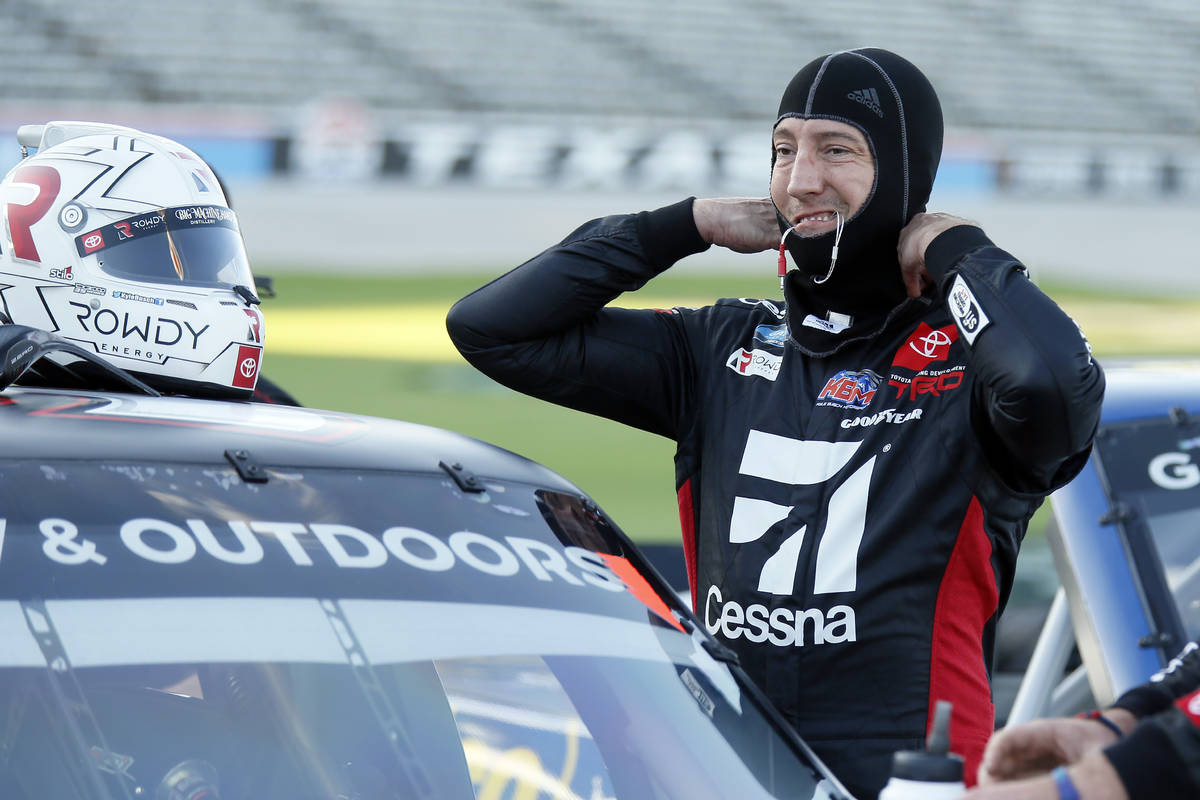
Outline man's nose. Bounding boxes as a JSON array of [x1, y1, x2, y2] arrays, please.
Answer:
[[786, 154, 825, 197]]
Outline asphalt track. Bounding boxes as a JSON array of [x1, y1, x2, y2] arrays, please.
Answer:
[[236, 182, 1200, 294]]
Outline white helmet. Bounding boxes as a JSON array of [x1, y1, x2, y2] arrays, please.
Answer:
[[0, 121, 264, 398]]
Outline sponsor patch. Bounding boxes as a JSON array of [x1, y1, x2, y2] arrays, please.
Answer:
[[726, 347, 781, 381], [752, 323, 788, 349], [892, 322, 958, 372], [233, 345, 262, 388], [840, 407, 923, 429], [113, 290, 164, 306], [73, 283, 106, 296], [888, 366, 965, 402], [79, 230, 105, 254], [948, 275, 990, 345], [802, 314, 851, 334], [817, 369, 881, 409], [1175, 687, 1200, 727], [49, 265, 73, 281]]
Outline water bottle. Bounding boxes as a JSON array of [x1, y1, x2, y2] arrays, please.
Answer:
[[877, 700, 966, 799]]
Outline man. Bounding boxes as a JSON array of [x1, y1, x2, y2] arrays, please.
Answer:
[[447, 48, 1104, 797], [964, 641, 1200, 798]]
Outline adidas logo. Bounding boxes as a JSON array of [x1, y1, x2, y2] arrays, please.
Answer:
[[847, 88, 883, 117]]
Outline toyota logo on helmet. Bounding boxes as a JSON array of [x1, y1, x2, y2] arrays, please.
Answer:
[[0, 122, 265, 399]]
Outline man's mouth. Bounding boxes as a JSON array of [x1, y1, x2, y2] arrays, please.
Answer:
[[790, 211, 840, 232]]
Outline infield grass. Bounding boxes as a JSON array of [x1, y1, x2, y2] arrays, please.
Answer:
[[258, 271, 1200, 543]]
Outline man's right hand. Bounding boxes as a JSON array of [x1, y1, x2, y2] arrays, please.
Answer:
[[692, 198, 780, 254], [977, 715, 1129, 784]]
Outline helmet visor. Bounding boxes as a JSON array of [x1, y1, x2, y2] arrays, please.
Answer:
[[74, 205, 253, 289]]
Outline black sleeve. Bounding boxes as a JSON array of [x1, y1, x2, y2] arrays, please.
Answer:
[[1112, 641, 1200, 718], [252, 374, 302, 406], [1103, 706, 1200, 799], [923, 226, 1106, 494], [445, 198, 710, 439]]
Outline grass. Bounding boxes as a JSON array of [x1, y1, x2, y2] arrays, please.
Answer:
[[256, 271, 1200, 543]]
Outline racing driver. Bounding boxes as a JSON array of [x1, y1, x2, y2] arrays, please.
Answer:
[[446, 48, 1105, 797]]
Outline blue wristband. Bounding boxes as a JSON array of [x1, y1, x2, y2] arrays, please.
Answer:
[[1051, 766, 1081, 800], [1087, 710, 1125, 739]]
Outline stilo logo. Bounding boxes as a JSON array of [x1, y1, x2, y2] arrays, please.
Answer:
[[847, 87, 883, 117]]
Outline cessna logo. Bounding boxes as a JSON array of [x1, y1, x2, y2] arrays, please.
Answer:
[[705, 586, 855, 647], [69, 301, 210, 349]]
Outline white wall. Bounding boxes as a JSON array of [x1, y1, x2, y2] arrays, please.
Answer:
[[234, 182, 1200, 295]]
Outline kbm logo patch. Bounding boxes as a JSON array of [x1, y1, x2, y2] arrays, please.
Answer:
[[817, 369, 881, 408], [726, 347, 781, 381]]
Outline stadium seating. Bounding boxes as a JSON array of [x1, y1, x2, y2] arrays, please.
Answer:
[[0, 0, 1194, 134], [0, 0, 1194, 193]]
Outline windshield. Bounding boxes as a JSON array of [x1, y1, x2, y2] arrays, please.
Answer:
[[73, 205, 254, 289], [1094, 416, 1200, 642], [0, 460, 836, 800]]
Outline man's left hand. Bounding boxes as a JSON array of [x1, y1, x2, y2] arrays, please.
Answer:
[[897, 212, 980, 297]]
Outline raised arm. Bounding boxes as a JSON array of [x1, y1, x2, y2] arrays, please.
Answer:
[[446, 198, 711, 438], [899, 213, 1106, 492]]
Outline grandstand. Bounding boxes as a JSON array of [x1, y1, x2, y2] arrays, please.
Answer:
[[0, 0, 1195, 197], [1, 0, 1195, 132]]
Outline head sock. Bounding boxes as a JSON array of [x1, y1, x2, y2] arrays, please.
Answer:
[[773, 48, 943, 324]]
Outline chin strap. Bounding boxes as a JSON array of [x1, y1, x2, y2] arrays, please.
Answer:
[[776, 210, 846, 292]]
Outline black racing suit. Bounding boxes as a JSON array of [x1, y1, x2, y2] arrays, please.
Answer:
[[1106, 640, 1200, 797], [446, 198, 1104, 798]]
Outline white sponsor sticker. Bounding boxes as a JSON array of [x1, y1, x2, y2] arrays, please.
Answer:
[[948, 274, 990, 345], [725, 347, 782, 381], [801, 314, 851, 334]]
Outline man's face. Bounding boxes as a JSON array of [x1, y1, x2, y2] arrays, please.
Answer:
[[770, 118, 876, 238]]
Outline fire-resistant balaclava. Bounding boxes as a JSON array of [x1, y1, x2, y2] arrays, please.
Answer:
[[775, 48, 943, 330]]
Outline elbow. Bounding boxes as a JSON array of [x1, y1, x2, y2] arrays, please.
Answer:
[[992, 356, 1106, 466], [444, 297, 485, 357]]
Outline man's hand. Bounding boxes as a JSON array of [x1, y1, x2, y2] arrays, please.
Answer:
[[977, 715, 1130, 784], [693, 198, 780, 254], [896, 212, 980, 297], [963, 751, 1129, 800]]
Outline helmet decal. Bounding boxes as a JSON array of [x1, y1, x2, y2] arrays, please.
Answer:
[[6, 165, 61, 262]]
